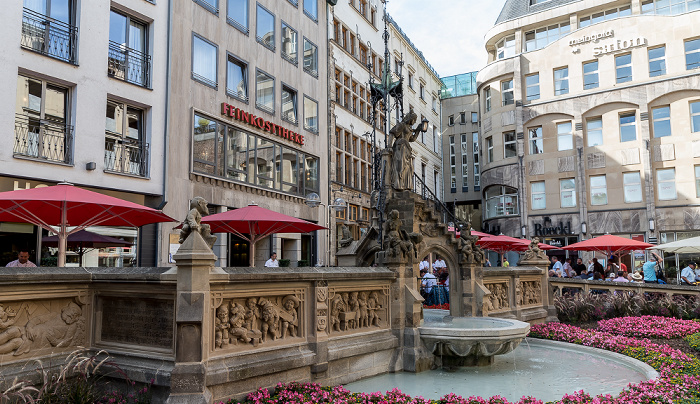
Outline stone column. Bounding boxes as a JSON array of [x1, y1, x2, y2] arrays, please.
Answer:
[[310, 280, 330, 379], [166, 232, 216, 404], [451, 262, 482, 317], [518, 257, 558, 323]]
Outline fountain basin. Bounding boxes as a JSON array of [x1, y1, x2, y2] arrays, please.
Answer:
[[419, 310, 530, 367]]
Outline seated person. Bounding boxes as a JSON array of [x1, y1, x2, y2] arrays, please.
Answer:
[[681, 262, 698, 286]]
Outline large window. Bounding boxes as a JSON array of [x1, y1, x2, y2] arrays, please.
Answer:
[[526, 74, 540, 102], [105, 100, 147, 177], [554, 67, 569, 96], [303, 0, 317, 20], [473, 132, 480, 188], [642, 0, 700, 15], [484, 87, 491, 112], [504, 131, 516, 158], [619, 112, 637, 142], [579, 5, 631, 26], [524, 22, 570, 52], [686, 38, 700, 71], [14, 75, 71, 164], [657, 168, 677, 201], [472, 112, 478, 123], [449, 136, 456, 190], [531, 181, 546, 210], [485, 186, 518, 219], [194, 0, 218, 13], [501, 79, 514, 106], [256, 4, 275, 50], [281, 22, 298, 65], [192, 34, 217, 87], [529, 126, 543, 154], [281, 85, 297, 124], [692, 101, 700, 133], [587, 117, 603, 146], [560, 178, 576, 208], [109, 10, 150, 87], [461, 134, 469, 189], [226, 54, 247, 101], [255, 70, 274, 113], [227, 0, 248, 33], [652, 106, 671, 138], [486, 136, 493, 163], [192, 114, 319, 195], [496, 35, 515, 59], [303, 96, 318, 133], [616, 53, 632, 83], [583, 61, 599, 90], [648, 46, 666, 77], [623, 172, 643, 203], [21, 0, 77, 63], [303, 37, 318, 77], [557, 122, 573, 151], [590, 175, 607, 205]]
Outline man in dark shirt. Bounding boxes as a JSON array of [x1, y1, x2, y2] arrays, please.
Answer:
[[572, 257, 587, 276]]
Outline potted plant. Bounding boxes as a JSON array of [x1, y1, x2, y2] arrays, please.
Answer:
[[279, 259, 291, 267]]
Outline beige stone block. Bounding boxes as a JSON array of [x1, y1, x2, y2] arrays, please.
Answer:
[[619, 148, 640, 165], [528, 160, 544, 175], [348, 353, 375, 373], [653, 144, 675, 161]]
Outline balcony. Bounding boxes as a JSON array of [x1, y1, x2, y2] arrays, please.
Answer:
[[21, 8, 78, 64], [108, 41, 151, 88], [104, 138, 149, 177], [14, 114, 73, 164]]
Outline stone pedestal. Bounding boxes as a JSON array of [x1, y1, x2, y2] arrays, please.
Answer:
[[518, 257, 558, 323], [451, 262, 482, 318], [166, 232, 216, 404]]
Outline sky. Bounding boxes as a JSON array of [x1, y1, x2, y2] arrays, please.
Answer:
[[388, 0, 504, 77]]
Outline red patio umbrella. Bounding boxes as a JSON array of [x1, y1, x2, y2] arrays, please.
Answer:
[[477, 234, 529, 265], [0, 183, 175, 267], [42, 229, 133, 266], [201, 203, 327, 267], [512, 239, 560, 252], [563, 234, 654, 268]]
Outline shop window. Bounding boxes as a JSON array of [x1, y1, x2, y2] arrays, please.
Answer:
[[192, 34, 217, 88], [583, 61, 599, 90], [560, 178, 576, 208], [529, 126, 543, 154], [227, 0, 248, 33], [648, 46, 666, 77], [557, 121, 573, 151], [623, 172, 643, 203], [526, 74, 539, 102], [619, 112, 637, 142], [590, 175, 608, 205], [587, 117, 603, 146], [485, 185, 518, 219], [531, 181, 545, 210], [652, 106, 671, 138], [657, 168, 677, 201]]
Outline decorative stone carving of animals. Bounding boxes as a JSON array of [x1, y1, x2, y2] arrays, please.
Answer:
[[522, 237, 548, 261], [179, 196, 217, 250], [338, 224, 353, 248], [280, 295, 299, 338]]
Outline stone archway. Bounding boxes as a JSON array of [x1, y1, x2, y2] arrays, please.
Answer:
[[416, 244, 459, 310]]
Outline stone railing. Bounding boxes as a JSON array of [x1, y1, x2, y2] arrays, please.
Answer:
[[549, 278, 700, 297], [480, 266, 553, 323]]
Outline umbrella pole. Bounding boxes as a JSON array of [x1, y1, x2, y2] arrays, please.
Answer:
[[58, 201, 67, 267]]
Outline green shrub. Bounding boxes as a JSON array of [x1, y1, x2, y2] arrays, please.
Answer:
[[297, 260, 309, 267], [278, 259, 291, 267]]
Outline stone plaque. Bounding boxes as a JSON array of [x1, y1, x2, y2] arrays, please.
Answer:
[[100, 296, 174, 349], [558, 156, 574, 172], [528, 160, 544, 175]]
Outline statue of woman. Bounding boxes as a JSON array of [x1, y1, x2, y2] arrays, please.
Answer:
[[390, 109, 420, 190]]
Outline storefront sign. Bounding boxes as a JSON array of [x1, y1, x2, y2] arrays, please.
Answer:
[[593, 37, 647, 57], [569, 30, 614, 47], [534, 216, 572, 237], [221, 102, 304, 146]]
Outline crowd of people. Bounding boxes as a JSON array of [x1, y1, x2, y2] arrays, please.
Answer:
[[419, 256, 449, 306]]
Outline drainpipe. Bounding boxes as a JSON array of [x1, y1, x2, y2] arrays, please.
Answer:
[[156, 0, 173, 263], [326, 2, 332, 266]]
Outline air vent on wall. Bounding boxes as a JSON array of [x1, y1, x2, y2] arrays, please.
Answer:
[[640, 112, 649, 121], [575, 122, 583, 131]]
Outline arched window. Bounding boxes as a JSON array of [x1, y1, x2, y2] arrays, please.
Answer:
[[485, 186, 518, 219]]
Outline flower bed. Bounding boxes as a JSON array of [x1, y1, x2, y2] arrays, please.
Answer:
[[597, 315, 700, 339], [423, 303, 449, 310]]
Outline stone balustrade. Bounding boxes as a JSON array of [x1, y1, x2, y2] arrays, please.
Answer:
[[549, 277, 700, 297]]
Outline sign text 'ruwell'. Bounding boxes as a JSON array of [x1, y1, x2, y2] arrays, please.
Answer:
[[221, 102, 304, 146]]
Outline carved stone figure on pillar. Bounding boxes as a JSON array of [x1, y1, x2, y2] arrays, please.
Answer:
[[179, 196, 217, 250], [522, 237, 548, 261], [384, 210, 414, 259], [390, 108, 420, 191], [459, 229, 486, 264], [338, 224, 353, 248]]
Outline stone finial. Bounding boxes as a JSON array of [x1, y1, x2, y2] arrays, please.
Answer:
[[179, 197, 217, 250]]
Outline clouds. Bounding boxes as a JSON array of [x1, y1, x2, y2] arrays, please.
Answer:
[[388, 0, 501, 76]]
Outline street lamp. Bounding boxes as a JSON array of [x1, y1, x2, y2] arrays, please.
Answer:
[[419, 117, 429, 133], [305, 193, 347, 267]]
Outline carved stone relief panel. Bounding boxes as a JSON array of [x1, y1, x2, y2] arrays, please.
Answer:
[[516, 278, 542, 307], [483, 117, 492, 134], [480, 165, 520, 190], [587, 153, 606, 169], [316, 281, 328, 332], [210, 290, 304, 352], [528, 160, 544, 176], [327, 286, 389, 335], [588, 210, 643, 234], [653, 144, 675, 162], [0, 298, 86, 358], [558, 156, 575, 173], [482, 281, 509, 315], [619, 148, 640, 165]]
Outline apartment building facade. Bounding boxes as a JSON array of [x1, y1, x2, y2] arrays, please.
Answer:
[[0, 0, 169, 266], [161, 0, 329, 267], [477, 0, 700, 265]]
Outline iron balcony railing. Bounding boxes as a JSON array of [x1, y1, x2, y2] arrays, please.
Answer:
[[413, 173, 456, 226], [14, 114, 73, 164], [108, 41, 151, 88], [104, 137, 149, 177], [21, 7, 78, 64]]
